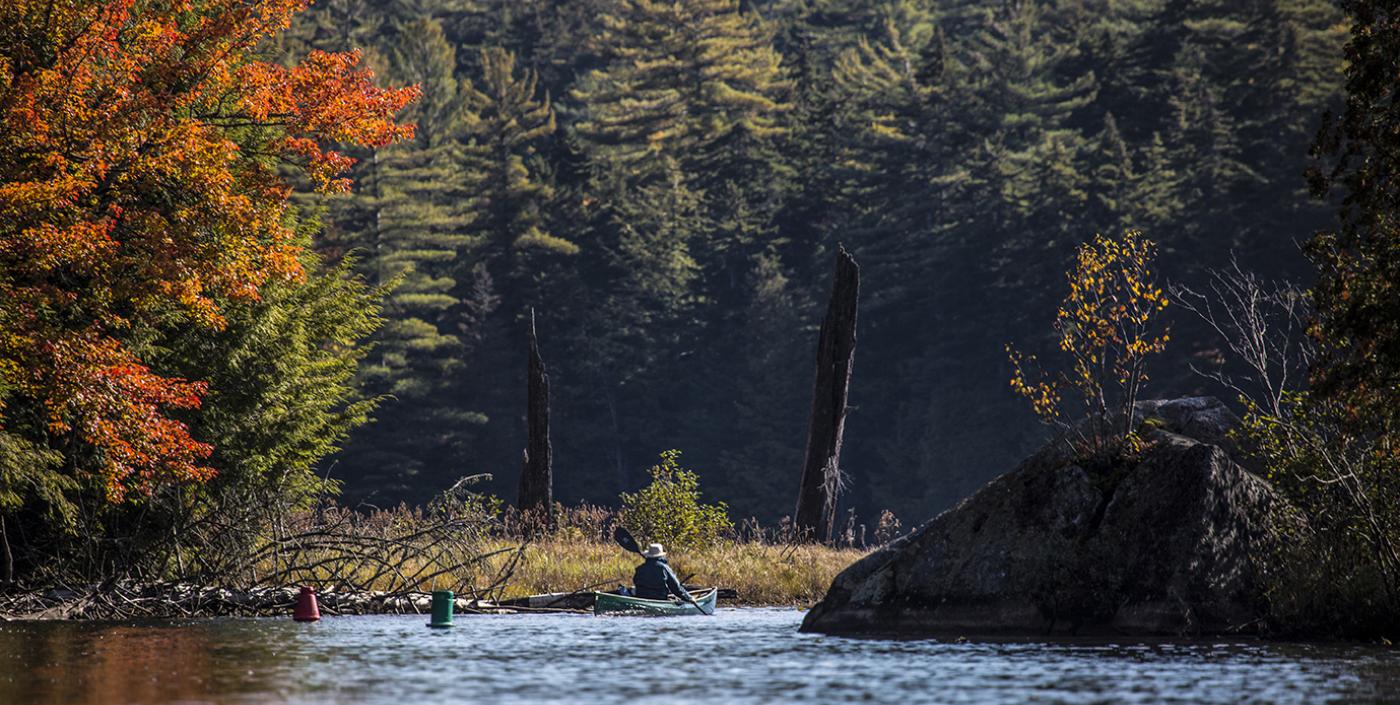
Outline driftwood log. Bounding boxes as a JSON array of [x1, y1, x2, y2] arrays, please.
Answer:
[[518, 308, 554, 528], [795, 247, 859, 543]]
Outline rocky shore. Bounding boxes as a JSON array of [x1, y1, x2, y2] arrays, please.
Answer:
[[802, 397, 1297, 638]]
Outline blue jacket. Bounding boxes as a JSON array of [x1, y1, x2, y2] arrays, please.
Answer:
[[633, 556, 687, 601]]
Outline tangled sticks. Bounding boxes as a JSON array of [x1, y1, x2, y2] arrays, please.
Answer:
[[2, 490, 530, 620]]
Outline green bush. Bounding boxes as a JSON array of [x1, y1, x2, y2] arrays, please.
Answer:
[[619, 450, 732, 551]]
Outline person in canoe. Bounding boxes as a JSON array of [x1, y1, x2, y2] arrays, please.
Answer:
[[632, 543, 689, 602]]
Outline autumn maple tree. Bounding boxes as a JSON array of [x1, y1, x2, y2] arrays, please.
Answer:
[[0, 0, 417, 502]]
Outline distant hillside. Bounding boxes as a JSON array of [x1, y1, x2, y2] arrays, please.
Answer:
[[283, 0, 1345, 522]]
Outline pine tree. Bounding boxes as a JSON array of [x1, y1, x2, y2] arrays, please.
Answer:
[[965, 0, 1097, 147], [824, 11, 969, 309], [156, 237, 385, 506], [1069, 0, 1160, 135], [1128, 131, 1182, 231], [1162, 47, 1261, 242], [565, 0, 797, 501], [462, 47, 571, 270], [280, 0, 386, 56], [328, 18, 484, 499], [1228, 0, 1346, 240], [571, 0, 793, 200], [447, 47, 573, 500], [1017, 130, 1091, 237], [963, 0, 1098, 261], [367, 19, 476, 400], [567, 162, 706, 496], [593, 162, 704, 363], [1087, 112, 1136, 231]]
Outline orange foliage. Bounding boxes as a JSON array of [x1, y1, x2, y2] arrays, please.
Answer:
[[0, 0, 417, 501]]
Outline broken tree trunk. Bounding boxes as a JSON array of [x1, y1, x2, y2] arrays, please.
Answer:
[[518, 308, 554, 529], [795, 246, 859, 543]]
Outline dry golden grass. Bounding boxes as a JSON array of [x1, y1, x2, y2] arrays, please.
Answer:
[[241, 504, 870, 606], [484, 537, 868, 606]]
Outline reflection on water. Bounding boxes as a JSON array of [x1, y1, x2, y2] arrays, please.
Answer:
[[0, 619, 296, 705], [2, 609, 1398, 705]]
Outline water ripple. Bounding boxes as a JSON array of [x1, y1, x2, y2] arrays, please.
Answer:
[[1, 609, 1398, 704]]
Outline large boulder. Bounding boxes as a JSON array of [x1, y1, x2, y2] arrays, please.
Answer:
[[801, 397, 1294, 638]]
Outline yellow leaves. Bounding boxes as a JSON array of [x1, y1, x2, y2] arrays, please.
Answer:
[[1056, 229, 1167, 352], [1006, 344, 1062, 424], [1007, 230, 1171, 428]]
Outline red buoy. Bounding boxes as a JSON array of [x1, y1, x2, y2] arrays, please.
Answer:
[[293, 586, 321, 622]]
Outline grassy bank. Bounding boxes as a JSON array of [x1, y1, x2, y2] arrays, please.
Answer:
[[485, 537, 867, 607], [0, 538, 866, 620]]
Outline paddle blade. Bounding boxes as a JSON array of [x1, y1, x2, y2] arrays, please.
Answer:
[[613, 526, 642, 554]]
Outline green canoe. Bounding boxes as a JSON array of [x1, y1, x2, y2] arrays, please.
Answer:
[[593, 588, 718, 616]]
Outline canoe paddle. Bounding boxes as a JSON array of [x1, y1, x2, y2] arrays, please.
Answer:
[[611, 526, 713, 616], [613, 525, 643, 555]]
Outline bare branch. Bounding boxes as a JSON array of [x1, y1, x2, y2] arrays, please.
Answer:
[[1169, 254, 1313, 417]]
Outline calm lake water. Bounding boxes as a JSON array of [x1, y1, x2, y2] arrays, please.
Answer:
[[2, 608, 1399, 705]]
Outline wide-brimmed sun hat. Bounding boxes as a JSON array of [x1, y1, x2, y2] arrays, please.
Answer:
[[642, 543, 666, 558]]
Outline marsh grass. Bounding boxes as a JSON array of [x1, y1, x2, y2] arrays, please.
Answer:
[[483, 537, 866, 606], [242, 502, 869, 607], [247, 535, 862, 606]]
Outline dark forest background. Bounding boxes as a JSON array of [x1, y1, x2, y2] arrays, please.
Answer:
[[278, 0, 1346, 524]]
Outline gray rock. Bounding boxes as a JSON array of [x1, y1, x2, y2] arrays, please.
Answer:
[[801, 397, 1293, 638], [1134, 396, 1241, 457]]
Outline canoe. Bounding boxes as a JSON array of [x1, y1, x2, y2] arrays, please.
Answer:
[[593, 588, 718, 616], [501, 592, 595, 610]]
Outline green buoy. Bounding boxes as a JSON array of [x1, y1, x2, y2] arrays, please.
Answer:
[[429, 590, 454, 628]]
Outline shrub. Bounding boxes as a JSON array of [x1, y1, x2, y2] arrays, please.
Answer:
[[1238, 392, 1400, 636], [619, 450, 733, 551], [1006, 230, 1170, 458], [1168, 256, 1400, 637]]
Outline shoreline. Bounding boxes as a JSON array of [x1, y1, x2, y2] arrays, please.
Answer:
[[0, 579, 809, 622], [6, 578, 1396, 646], [0, 582, 611, 621], [5, 585, 1395, 647], [0, 583, 514, 621], [0, 539, 868, 621]]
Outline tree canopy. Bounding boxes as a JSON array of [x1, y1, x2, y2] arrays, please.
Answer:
[[0, 0, 1357, 537], [286, 0, 1344, 523], [0, 0, 413, 579]]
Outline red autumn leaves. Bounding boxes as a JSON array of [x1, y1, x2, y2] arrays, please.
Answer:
[[0, 0, 417, 501]]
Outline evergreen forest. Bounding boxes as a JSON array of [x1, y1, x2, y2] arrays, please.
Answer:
[[278, 0, 1348, 522]]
